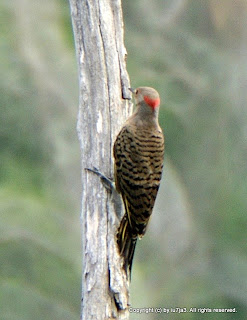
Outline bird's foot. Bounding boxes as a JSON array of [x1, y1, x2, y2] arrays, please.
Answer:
[[85, 167, 123, 220], [85, 167, 115, 192]]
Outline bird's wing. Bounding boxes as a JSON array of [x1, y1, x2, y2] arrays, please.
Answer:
[[113, 125, 164, 236]]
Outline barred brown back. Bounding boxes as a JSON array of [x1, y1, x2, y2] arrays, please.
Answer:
[[114, 122, 164, 275]]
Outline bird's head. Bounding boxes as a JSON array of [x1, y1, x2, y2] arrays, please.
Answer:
[[129, 87, 160, 110]]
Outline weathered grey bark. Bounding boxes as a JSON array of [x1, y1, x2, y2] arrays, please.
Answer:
[[69, 0, 132, 319]]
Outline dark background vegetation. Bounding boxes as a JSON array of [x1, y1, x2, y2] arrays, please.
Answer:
[[1, 0, 246, 319]]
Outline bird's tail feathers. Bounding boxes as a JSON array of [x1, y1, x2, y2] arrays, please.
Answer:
[[117, 215, 137, 279]]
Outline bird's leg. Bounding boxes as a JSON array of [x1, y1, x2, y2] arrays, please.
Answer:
[[85, 167, 115, 192], [85, 167, 123, 220]]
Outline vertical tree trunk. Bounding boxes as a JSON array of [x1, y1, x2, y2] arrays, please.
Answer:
[[69, 0, 132, 319]]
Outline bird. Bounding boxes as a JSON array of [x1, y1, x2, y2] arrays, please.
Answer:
[[113, 86, 165, 278]]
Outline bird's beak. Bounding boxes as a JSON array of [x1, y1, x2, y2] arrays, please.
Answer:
[[128, 87, 136, 94]]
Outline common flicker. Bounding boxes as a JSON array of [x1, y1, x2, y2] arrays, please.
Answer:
[[114, 86, 164, 277]]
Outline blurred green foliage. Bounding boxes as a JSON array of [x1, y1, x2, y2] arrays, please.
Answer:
[[124, 1, 247, 319], [0, 0, 81, 319], [1, 0, 247, 319]]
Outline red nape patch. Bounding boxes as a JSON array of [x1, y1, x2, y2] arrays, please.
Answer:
[[144, 95, 160, 109]]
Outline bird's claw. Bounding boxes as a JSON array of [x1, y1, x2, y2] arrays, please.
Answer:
[[85, 167, 115, 191]]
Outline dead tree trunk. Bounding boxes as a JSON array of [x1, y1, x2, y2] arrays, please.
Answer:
[[69, 0, 132, 319]]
